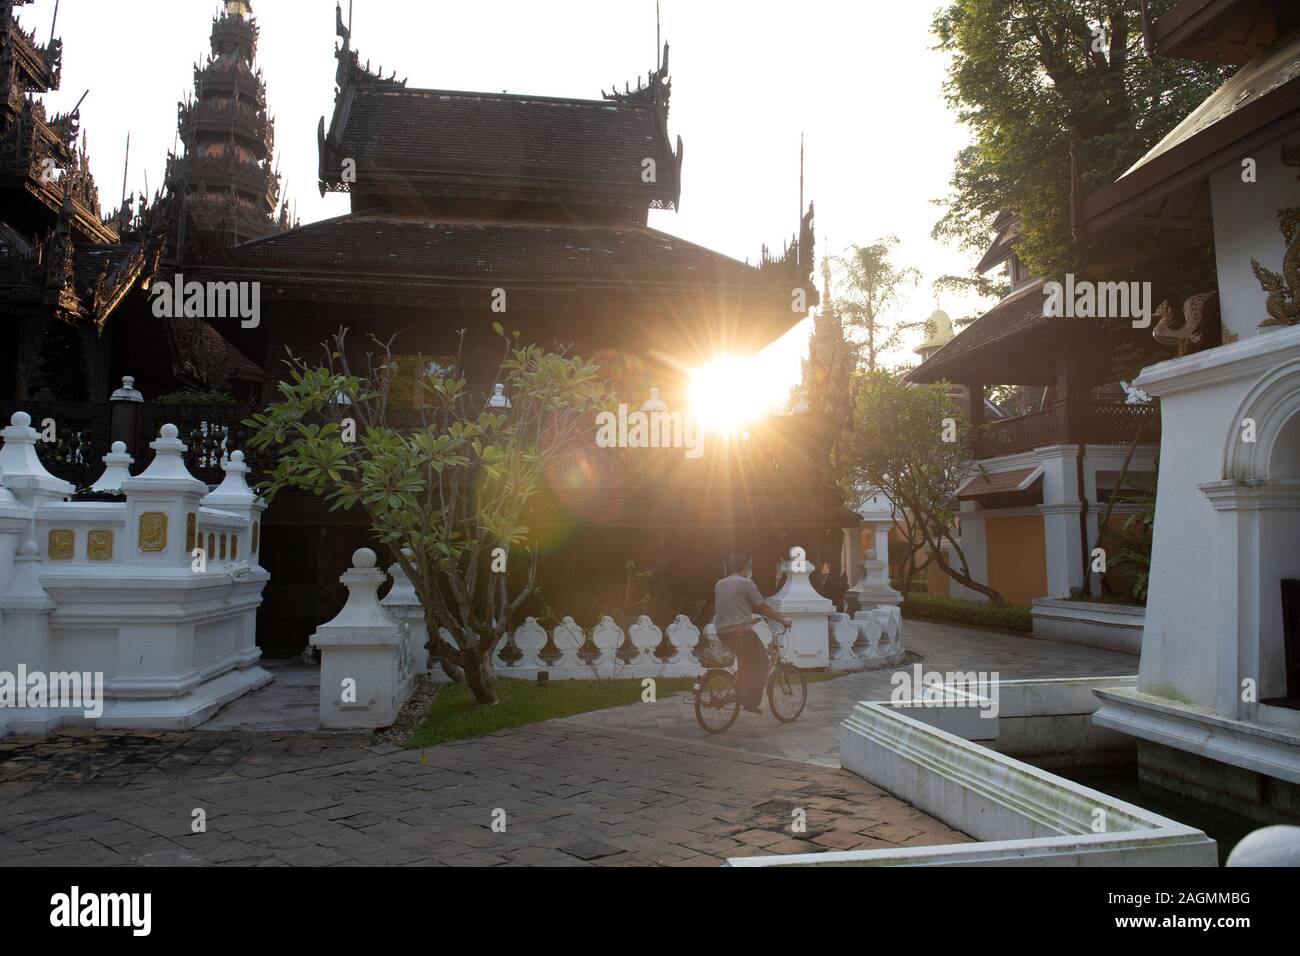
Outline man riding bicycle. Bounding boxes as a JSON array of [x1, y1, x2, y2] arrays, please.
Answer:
[[714, 554, 793, 715]]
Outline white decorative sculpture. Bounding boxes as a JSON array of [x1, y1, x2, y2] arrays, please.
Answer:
[[488, 384, 511, 408], [641, 387, 669, 412], [310, 548, 412, 729]]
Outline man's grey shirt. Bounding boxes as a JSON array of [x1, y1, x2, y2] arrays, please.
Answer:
[[714, 574, 765, 631]]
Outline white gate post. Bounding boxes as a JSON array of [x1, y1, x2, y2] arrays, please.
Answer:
[[767, 546, 832, 670], [311, 548, 410, 729]]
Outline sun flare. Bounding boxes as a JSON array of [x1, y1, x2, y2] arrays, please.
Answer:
[[688, 356, 784, 433]]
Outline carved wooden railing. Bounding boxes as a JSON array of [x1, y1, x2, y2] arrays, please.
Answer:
[[972, 401, 1159, 459], [2, 396, 845, 502], [972, 409, 1057, 459]]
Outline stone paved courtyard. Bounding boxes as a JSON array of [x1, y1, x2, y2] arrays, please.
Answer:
[[0, 620, 1136, 866]]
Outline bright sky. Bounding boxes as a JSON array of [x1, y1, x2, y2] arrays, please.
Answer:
[[23, 0, 991, 408]]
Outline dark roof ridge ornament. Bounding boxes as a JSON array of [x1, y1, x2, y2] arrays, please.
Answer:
[[603, 41, 671, 110], [333, 1, 406, 92]]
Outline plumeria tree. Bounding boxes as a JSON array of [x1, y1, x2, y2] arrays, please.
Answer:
[[837, 367, 1005, 605], [246, 326, 612, 705]]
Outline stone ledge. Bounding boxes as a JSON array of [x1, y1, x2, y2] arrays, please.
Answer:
[[727, 699, 1215, 866], [1092, 687, 1300, 786], [1031, 598, 1143, 654]]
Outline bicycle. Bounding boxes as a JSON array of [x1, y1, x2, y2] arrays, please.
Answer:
[[692, 617, 808, 734]]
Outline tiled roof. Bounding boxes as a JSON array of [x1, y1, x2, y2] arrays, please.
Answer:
[[956, 466, 1042, 500], [231, 212, 767, 285], [323, 87, 680, 207], [907, 280, 1047, 383]]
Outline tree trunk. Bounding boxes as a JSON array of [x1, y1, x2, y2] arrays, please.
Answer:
[[461, 643, 498, 705]]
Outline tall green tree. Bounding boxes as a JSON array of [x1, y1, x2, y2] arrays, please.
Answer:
[[932, 0, 1229, 280], [829, 238, 924, 371], [837, 368, 1005, 606]]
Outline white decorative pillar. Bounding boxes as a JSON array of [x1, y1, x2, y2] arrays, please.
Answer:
[[848, 490, 903, 609], [120, 424, 209, 570], [0, 540, 55, 683], [381, 549, 429, 675], [200, 448, 269, 671], [0, 471, 33, 599], [90, 442, 134, 492], [311, 548, 410, 729], [0, 412, 73, 510], [1037, 445, 1086, 598], [201, 451, 267, 553], [767, 545, 832, 670]]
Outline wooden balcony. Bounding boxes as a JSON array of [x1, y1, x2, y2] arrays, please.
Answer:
[[972, 400, 1159, 459]]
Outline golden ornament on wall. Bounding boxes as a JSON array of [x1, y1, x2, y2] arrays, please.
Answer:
[[252, 521, 260, 552], [48, 529, 74, 560], [186, 513, 197, 552], [139, 512, 168, 552], [88, 530, 113, 561]]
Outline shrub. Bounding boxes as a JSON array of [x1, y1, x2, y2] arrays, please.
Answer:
[[900, 592, 1032, 632], [155, 389, 239, 406]]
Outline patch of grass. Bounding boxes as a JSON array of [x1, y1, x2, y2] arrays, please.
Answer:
[[405, 671, 842, 749], [901, 592, 1033, 632]]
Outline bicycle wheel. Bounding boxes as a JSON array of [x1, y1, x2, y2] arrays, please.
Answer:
[[694, 669, 740, 734], [767, 662, 808, 723]]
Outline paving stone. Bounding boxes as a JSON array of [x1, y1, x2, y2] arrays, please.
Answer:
[[0, 617, 1131, 866]]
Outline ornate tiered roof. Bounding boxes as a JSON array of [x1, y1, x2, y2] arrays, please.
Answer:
[[319, 8, 682, 218], [168, 0, 285, 253]]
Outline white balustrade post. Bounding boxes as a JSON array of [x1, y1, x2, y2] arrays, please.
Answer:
[[552, 617, 585, 671], [0, 412, 73, 509], [381, 549, 428, 674], [828, 612, 859, 671], [310, 548, 410, 729], [90, 442, 134, 493], [591, 615, 624, 672], [502, 617, 547, 670], [628, 615, 663, 670], [767, 545, 832, 669], [665, 615, 700, 676]]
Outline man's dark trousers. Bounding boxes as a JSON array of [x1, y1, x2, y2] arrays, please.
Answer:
[[720, 627, 768, 709]]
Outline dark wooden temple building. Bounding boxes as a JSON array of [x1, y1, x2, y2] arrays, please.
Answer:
[[1, 1, 855, 655]]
